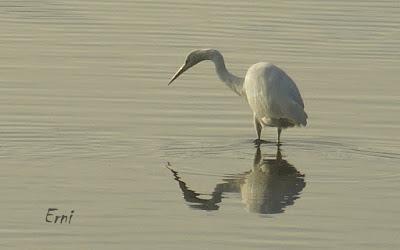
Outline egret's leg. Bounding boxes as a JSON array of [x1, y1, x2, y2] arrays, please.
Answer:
[[253, 145, 262, 166], [254, 115, 262, 140], [277, 127, 282, 144]]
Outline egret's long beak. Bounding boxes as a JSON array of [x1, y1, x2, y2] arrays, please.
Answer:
[[168, 64, 189, 85]]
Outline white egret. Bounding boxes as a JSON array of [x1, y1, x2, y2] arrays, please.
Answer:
[[168, 49, 308, 144]]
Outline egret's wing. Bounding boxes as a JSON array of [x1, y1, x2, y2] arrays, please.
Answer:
[[266, 65, 307, 125], [245, 63, 307, 126], [270, 65, 305, 108]]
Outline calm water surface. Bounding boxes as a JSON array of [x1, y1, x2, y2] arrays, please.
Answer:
[[0, 0, 399, 249]]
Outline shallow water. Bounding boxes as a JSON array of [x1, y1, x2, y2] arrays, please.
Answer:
[[0, 0, 399, 249]]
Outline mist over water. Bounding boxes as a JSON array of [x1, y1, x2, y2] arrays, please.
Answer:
[[0, 0, 399, 249]]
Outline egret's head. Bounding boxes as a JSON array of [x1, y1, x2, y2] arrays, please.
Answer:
[[168, 49, 214, 85]]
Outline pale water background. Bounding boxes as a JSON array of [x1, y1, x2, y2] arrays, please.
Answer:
[[0, 0, 399, 249]]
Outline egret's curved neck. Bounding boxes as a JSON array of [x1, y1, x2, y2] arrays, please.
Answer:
[[208, 50, 244, 96]]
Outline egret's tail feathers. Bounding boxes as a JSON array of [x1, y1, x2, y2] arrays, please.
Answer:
[[287, 101, 308, 127], [302, 111, 308, 126]]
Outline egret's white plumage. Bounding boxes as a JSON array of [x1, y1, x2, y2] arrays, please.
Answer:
[[168, 49, 308, 143]]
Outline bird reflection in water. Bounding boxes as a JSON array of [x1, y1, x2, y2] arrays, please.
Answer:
[[166, 146, 306, 214]]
